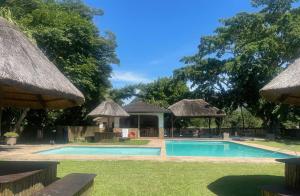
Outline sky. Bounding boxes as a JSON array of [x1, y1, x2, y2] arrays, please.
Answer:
[[84, 0, 257, 88]]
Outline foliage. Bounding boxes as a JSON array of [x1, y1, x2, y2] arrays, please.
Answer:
[[0, 0, 118, 128], [110, 84, 141, 105], [223, 108, 263, 128], [4, 132, 19, 138], [140, 77, 190, 107], [174, 0, 300, 131], [110, 77, 189, 108]]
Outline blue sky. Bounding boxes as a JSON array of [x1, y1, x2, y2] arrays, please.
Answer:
[[84, 0, 257, 88]]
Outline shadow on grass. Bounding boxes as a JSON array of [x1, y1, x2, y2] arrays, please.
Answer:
[[208, 175, 284, 196]]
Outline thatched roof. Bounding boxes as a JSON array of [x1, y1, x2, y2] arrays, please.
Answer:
[[88, 100, 129, 117], [260, 58, 300, 106], [168, 99, 225, 117], [0, 17, 84, 109], [123, 100, 169, 113]]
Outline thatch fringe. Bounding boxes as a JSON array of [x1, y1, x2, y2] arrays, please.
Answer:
[[0, 17, 84, 109]]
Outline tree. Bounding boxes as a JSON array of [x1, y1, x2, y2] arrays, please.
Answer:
[[0, 0, 118, 131], [175, 0, 300, 131], [140, 77, 190, 108]]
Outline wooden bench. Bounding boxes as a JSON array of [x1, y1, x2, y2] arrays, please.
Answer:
[[33, 173, 96, 196], [0, 161, 59, 196], [261, 185, 300, 196]]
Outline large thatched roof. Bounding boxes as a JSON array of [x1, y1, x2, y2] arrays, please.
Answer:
[[260, 58, 300, 106], [123, 100, 169, 113], [88, 100, 129, 117], [0, 17, 84, 109], [168, 99, 225, 117]]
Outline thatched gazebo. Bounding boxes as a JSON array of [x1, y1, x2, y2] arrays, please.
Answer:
[[0, 17, 84, 109], [88, 100, 129, 118], [88, 100, 129, 132], [260, 58, 300, 106], [0, 17, 92, 196], [260, 59, 300, 195], [168, 99, 225, 137]]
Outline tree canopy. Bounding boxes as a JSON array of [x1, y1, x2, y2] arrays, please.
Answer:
[[0, 0, 118, 131], [174, 0, 300, 130]]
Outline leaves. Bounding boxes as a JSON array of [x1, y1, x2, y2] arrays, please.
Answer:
[[175, 0, 300, 129]]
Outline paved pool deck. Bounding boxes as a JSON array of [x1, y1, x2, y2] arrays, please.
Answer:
[[0, 139, 298, 163]]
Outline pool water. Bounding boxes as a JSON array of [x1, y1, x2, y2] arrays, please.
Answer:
[[166, 140, 295, 158], [38, 147, 161, 156]]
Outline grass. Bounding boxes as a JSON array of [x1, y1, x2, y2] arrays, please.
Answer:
[[58, 160, 284, 196], [247, 139, 300, 152], [70, 139, 150, 146]]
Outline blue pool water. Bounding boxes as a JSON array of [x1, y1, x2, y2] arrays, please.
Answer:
[[38, 147, 161, 156], [166, 140, 295, 158]]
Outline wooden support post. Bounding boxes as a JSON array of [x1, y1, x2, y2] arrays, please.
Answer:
[[0, 107, 2, 136], [171, 115, 174, 138], [138, 115, 140, 138], [208, 118, 211, 137]]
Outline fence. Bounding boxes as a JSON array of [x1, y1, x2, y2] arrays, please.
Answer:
[[165, 127, 300, 138]]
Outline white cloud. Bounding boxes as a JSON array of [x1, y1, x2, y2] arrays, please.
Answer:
[[111, 71, 152, 83]]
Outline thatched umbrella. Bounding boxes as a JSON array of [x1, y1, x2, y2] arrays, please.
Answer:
[[168, 99, 225, 117], [168, 99, 225, 137], [260, 58, 300, 106], [0, 17, 84, 133], [88, 100, 129, 118], [260, 60, 300, 192], [0, 17, 84, 109], [88, 100, 129, 131]]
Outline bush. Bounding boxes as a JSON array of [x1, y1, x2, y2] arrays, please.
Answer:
[[4, 132, 19, 138]]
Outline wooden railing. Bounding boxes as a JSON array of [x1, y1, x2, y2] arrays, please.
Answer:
[[140, 128, 159, 137], [94, 132, 121, 142]]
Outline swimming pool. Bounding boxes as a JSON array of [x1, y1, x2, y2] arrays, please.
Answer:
[[38, 147, 161, 156], [166, 140, 295, 158]]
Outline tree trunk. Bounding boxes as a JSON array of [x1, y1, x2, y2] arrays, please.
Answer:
[[240, 106, 245, 131], [0, 107, 2, 136], [13, 108, 29, 133]]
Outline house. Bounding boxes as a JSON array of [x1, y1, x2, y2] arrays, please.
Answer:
[[113, 100, 170, 139]]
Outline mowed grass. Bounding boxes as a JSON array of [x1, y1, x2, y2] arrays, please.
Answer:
[[247, 139, 300, 152], [71, 139, 150, 146], [58, 160, 284, 196]]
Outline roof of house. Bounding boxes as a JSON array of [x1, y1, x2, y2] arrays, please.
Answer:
[[260, 58, 300, 106], [88, 100, 129, 117], [168, 99, 225, 117], [123, 100, 169, 113], [0, 17, 84, 109]]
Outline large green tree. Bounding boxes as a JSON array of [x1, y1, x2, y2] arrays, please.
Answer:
[[110, 77, 189, 108], [175, 0, 300, 131], [0, 0, 118, 130]]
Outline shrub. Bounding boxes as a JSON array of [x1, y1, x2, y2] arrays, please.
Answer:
[[4, 132, 19, 138]]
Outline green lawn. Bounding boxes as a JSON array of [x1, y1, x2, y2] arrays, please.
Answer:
[[70, 139, 150, 146], [58, 160, 284, 196], [247, 139, 300, 152]]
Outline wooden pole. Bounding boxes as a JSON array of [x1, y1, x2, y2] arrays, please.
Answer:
[[208, 118, 211, 137], [171, 115, 174, 138], [0, 107, 2, 136], [138, 115, 140, 138]]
